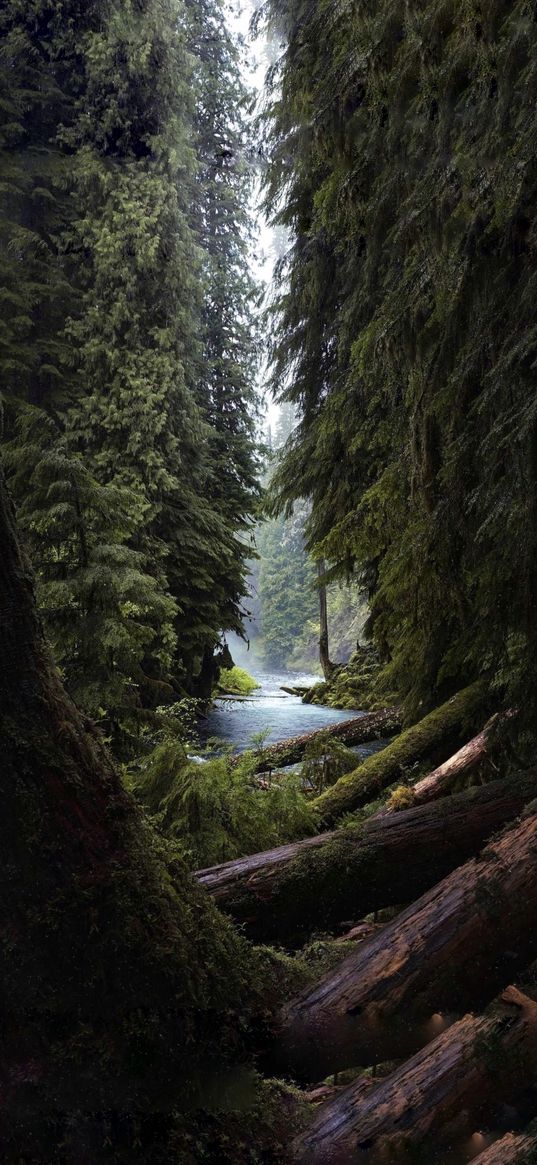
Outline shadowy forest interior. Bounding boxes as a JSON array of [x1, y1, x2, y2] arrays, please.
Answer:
[[3, 0, 537, 1162]]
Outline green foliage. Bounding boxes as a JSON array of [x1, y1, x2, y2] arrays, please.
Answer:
[[4, 407, 177, 738], [0, 0, 261, 742], [130, 739, 315, 868], [216, 666, 261, 695], [299, 733, 358, 795], [305, 646, 398, 712], [263, 0, 537, 730], [257, 505, 319, 669]]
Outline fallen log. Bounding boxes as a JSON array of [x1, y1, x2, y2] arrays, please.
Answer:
[[471, 1128, 537, 1165], [293, 987, 537, 1165], [275, 804, 537, 1079], [313, 681, 487, 825], [384, 710, 516, 813], [234, 707, 402, 773], [196, 771, 537, 945]]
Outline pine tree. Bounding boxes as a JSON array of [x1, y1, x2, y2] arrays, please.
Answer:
[[0, 0, 261, 732], [263, 0, 537, 729]]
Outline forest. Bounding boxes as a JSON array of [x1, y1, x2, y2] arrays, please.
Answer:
[[3, 1, 537, 1163]]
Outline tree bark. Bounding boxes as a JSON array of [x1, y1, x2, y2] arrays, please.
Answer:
[[274, 806, 537, 1079], [292, 987, 537, 1165], [313, 682, 488, 825], [470, 1129, 537, 1165], [318, 559, 333, 681], [236, 706, 402, 774], [196, 771, 537, 945]]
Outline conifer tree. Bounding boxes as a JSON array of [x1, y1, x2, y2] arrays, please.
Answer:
[[263, 0, 537, 727]]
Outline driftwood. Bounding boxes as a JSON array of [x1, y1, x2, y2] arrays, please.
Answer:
[[386, 710, 515, 812], [275, 806, 537, 1079], [234, 707, 401, 774], [196, 771, 537, 945], [313, 682, 487, 825], [293, 987, 537, 1165]]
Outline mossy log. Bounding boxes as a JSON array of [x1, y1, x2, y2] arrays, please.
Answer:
[[293, 987, 537, 1165], [275, 805, 537, 1079], [236, 707, 402, 774], [386, 711, 515, 813], [471, 1129, 537, 1165], [313, 682, 488, 825], [196, 772, 537, 945]]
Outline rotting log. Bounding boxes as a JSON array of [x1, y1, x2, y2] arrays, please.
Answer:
[[313, 682, 488, 825], [234, 707, 401, 773], [196, 771, 537, 945], [274, 805, 537, 1079], [384, 710, 516, 813], [470, 1128, 537, 1165], [292, 987, 537, 1165]]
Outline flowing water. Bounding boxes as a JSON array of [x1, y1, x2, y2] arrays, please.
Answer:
[[201, 650, 387, 760]]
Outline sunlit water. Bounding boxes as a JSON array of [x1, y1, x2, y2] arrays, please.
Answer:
[[201, 663, 387, 759]]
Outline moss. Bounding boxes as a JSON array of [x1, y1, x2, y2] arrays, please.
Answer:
[[313, 681, 488, 825], [387, 785, 417, 811], [303, 646, 397, 712], [216, 666, 260, 696]]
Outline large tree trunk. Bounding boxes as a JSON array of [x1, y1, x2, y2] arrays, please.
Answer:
[[236, 706, 402, 774], [312, 681, 488, 825], [0, 471, 254, 1154], [196, 771, 537, 944], [318, 559, 333, 680], [274, 807, 537, 1079], [292, 987, 537, 1165]]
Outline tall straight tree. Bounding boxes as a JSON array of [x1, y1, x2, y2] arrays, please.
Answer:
[[184, 0, 261, 690]]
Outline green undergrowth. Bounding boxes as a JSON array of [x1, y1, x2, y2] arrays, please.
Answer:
[[128, 739, 315, 868], [215, 666, 260, 696], [304, 646, 399, 712]]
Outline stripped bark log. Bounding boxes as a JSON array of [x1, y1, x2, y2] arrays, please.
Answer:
[[384, 711, 516, 813], [275, 806, 537, 1079], [313, 682, 488, 825], [292, 987, 537, 1165], [196, 771, 537, 945], [471, 1129, 537, 1165], [235, 707, 401, 774]]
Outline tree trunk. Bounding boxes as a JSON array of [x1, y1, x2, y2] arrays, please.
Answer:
[[236, 706, 401, 774], [318, 559, 333, 680], [196, 771, 537, 945], [274, 807, 537, 1079], [470, 1129, 537, 1165], [0, 470, 255, 1153], [292, 987, 537, 1165], [313, 681, 488, 825], [384, 711, 515, 812]]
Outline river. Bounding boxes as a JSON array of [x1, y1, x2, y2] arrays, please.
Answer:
[[201, 660, 387, 761]]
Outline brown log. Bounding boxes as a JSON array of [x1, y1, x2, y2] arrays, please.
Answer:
[[471, 1129, 537, 1164], [196, 771, 537, 945], [275, 805, 537, 1079], [386, 711, 516, 812], [313, 682, 488, 825], [292, 987, 537, 1165], [234, 706, 402, 773]]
